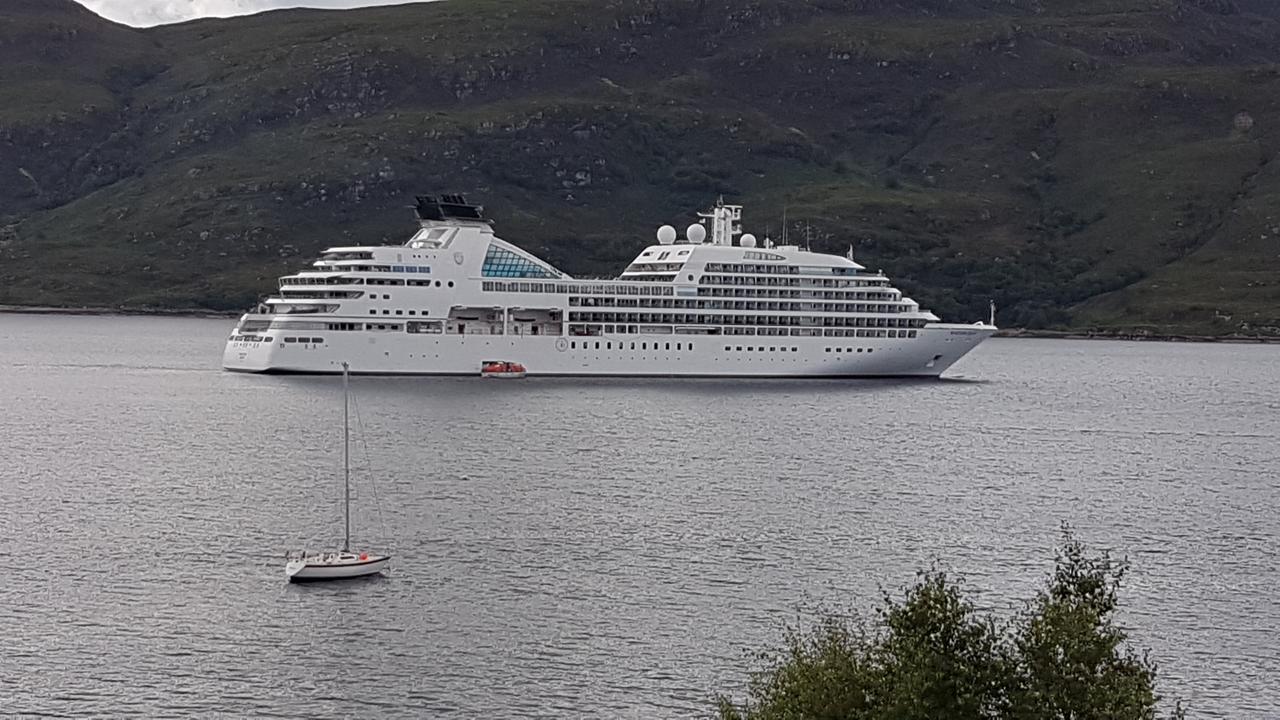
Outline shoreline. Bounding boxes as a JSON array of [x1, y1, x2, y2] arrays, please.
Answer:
[[992, 329, 1280, 344], [0, 304, 241, 319], [2, 305, 1277, 343]]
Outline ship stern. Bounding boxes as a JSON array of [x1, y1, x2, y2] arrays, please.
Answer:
[[221, 315, 276, 372]]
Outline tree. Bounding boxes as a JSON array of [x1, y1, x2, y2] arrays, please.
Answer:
[[714, 529, 1183, 720], [1007, 536, 1183, 720]]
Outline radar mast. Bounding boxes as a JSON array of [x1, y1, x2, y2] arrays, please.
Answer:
[[695, 196, 742, 245]]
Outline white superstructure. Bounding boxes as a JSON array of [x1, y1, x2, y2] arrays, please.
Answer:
[[222, 195, 995, 377]]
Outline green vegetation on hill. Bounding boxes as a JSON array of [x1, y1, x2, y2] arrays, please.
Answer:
[[2, 0, 1279, 334], [715, 530, 1184, 720]]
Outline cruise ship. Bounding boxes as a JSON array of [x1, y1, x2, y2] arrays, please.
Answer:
[[222, 195, 996, 376]]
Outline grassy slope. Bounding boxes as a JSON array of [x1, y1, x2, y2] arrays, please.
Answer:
[[1, 0, 1278, 334]]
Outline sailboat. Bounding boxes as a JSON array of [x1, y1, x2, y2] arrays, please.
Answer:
[[285, 362, 391, 582]]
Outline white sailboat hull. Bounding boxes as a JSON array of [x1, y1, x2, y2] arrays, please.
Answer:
[[286, 554, 391, 582]]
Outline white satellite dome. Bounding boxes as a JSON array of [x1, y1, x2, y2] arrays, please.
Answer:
[[656, 225, 676, 245], [740, 233, 757, 248], [687, 223, 707, 243]]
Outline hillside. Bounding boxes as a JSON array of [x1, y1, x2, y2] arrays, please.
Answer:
[[2, 0, 1279, 334]]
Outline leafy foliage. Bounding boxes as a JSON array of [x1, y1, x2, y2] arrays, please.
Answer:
[[715, 529, 1184, 720]]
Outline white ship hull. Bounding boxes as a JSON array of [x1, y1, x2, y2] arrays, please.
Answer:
[[224, 324, 993, 377], [222, 195, 997, 378]]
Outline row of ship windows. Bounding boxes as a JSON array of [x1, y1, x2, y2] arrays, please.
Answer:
[[699, 275, 886, 288], [482, 281, 674, 296], [285, 323, 440, 333], [240, 329, 911, 347], [738, 328, 910, 338], [276, 324, 416, 340], [723, 345, 875, 353], [370, 279, 454, 287], [311, 264, 426, 273], [265, 323, 920, 340], [231, 334, 341, 344], [573, 294, 911, 304], [625, 274, 676, 282], [567, 325, 915, 338], [255, 322, 433, 333], [568, 342, 877, 353], [571, 341, 695, 351], [370, 309, 430, 316], [572, 298, 907, 312], [281, 277, 364, 286], [638, 248, 692, 260], [277, 275, 458, 286], [569, 293, 906, 306], [704, 263, 862, 277], [279, 290, 364, 299], [567, 313, 925, 328], [696, 286, 906, 301], [623, 263, 686, 273], [279, 276, 450, 287]]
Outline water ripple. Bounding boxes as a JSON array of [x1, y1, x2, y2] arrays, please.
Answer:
[[0, 317, 1277, 717]]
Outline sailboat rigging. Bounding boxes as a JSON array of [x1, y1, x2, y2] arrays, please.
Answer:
[[284, 362, 391, 582]]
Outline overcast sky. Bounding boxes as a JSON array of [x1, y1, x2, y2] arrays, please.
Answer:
[[78, 0, 424, 27]]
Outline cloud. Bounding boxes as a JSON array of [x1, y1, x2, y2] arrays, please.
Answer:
[[78, 0, 422, 27]]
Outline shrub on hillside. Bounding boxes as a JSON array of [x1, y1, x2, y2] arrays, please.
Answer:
[[714, 530, 1184, 720]]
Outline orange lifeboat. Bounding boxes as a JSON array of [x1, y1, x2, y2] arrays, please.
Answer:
[[481, 360, 527, 378]]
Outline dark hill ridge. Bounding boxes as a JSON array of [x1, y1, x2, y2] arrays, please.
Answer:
[[2, 0, 1279, 334]]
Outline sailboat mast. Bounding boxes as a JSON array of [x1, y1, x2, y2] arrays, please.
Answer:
[[342, 361, 350, 553]]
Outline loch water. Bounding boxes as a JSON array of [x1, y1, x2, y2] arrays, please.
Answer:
[[1, 313, 1277, 718]]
